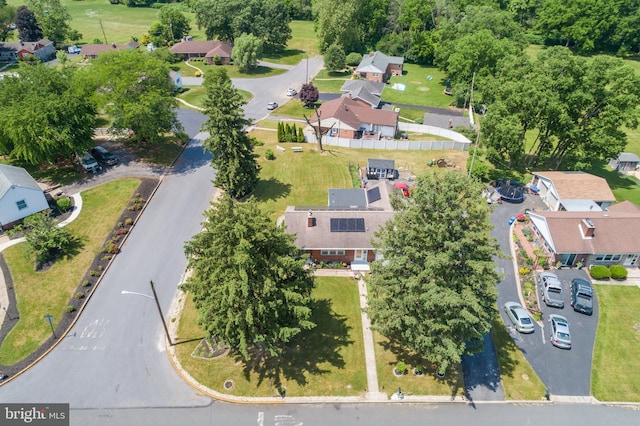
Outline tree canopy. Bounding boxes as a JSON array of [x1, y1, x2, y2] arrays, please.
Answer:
[[150, 5, 191, 44], [15, 6, 42, 42], [0, 63, 96, 164], [183, 195, 316, 360], [323, 43, 346, 72], [9, 211, 73, 267], [26, 0, 72, 44], [200, 67, 260, 198], [231, 33, 263, 72], [367, 170, 500, 375], [0, 3, 16, 42], [83, 49, 181, 144], [193, 0, 291, 51]]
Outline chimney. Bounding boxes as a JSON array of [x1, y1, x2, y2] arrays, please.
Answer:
[[369, 52, 374, 57], [581, 218, 595, 238], [307, 211, 315, 227]]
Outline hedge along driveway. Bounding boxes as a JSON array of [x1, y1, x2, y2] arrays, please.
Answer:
[[0, 179, 140, 365]]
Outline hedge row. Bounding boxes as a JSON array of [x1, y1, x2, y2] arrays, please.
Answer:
[[589, 264, 628, 280]]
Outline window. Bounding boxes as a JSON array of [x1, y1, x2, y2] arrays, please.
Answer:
[[16, 200, 27, 210], [321, 250, 345, 256], [595, 254, 622, 262], [329, 128, 338, 137]]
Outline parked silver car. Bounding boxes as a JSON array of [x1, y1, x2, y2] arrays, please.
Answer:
[[538, 272, 564, 308], [548, 314, 571, 349], [504, 301, 535, 333]]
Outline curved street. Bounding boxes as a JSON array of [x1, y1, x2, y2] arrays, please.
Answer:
[[0, 60, 638, 424]]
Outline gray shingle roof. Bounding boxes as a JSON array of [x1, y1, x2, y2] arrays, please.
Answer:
[[0, 164, 41, 198], [356, 51, 404, 74]]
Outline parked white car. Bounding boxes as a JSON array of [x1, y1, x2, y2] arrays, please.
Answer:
[[503, 301, 535, 333]]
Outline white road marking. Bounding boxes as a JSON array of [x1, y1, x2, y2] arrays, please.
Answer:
[[275, 414, 303, 426], [257, 412, 264, 426]]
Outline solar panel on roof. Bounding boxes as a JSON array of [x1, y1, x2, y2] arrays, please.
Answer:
[[367, 187, 381, 203], [330, 218, 366, 232]]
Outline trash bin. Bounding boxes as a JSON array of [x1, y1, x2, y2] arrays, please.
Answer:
[[508, 216, 516, 226]]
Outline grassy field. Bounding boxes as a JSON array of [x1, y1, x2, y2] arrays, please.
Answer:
[[177, 86, 252, 110], [0, 179, 140, 365], [261, 20, 318, 64], [249, 128, 469, 220], [374, 332, 465, 397], [382, 64, 453, 109], [174, 276, 367, 397], [592, 285, 640, 402], [312, 69, 352, 93]]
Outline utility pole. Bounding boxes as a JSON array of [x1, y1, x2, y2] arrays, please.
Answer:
[[149, 280, 173, 346], [467, 71, 480, 179], [99, 18, 108, 45]]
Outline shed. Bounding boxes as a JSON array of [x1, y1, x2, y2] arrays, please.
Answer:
[[0, 164, 49, 229], [609, 152, 640, 172], [366, 158, 397, 180]]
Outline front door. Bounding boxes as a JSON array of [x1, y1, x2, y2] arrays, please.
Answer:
[[561, 253, 577, 266], [624, 254, 639, 267], [354, 250, 368, 262]]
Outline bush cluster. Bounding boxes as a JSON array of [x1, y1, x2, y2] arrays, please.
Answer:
[[265, 149, 275, 160], [277, 122, 306, 143], [56, 197, 72, 212], [609, 265, 628, 280], [589, 265, 611, 280]]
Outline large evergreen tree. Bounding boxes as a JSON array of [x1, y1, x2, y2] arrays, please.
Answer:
[[200, 67, 260, 198], [367, 170, 500, 375], [183, 195, 316, 360], [15, 6, 42, 42]]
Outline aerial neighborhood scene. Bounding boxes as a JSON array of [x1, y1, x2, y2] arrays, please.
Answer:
[[1, 0, 640, 424]]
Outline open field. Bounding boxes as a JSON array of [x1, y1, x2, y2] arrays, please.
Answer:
[[174, 276, 367, 397], [0, 179, 140, 365], [382, 64, 453, 109], [591, 285, 640, 402]]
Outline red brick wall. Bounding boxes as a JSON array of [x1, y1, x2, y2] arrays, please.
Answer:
[[306, 250, 376, 264], [388, 63, 403, 76]]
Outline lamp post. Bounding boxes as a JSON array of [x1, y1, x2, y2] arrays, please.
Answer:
[[2, 305, 14, 321], [121, 280, 173, 346]]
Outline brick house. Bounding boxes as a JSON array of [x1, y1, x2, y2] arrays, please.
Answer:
[[283, 181, 402, 270], [531, 171, 616, 212], [169, 40, 233, 65], [355, 51, 404, 83], [79, 41, 140, 59], [528, 201, 640, 268], [0, 39, 55, 62]]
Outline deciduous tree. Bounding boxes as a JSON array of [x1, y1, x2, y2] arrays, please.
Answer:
[[323, 43, 346, 72], [298, 82, 318, 108], [0, 3, 16, 42], [231, 33, 263, 72], [183, 195, 315, 360], [200, 67, 260, 198], [15, 6, 42, 42], [367, 171, 500, 375], [9, 211, 73, 267], [26, 0, 72, 44]]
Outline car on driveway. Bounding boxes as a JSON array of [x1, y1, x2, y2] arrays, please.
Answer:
[[538, 272, 564, 308], [286, 88, 297, 96], [504, 301, 535, 333], [548, 314, 571, 349], [91, 146, 118, 166], [77, 152, 101, 174], [570, 278, 593, 315], [267, 102, 278, 110]]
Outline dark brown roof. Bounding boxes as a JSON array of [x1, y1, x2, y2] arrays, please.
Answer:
[[311, 97, 398, 129], [169, 40, 233, 58], [530, 204, 640, 254]]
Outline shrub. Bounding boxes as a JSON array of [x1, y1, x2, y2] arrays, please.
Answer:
[[82, 280, 90, 287], [66, 305, 75, 313], [89, 270, 100, 277], [395, 361, 407, 375], [56, 197, 72, 212], [115, 228, 129, 236], [539, 257, 550, 269], [519, 267, 531, 275], [414, 364, 424, 375], [522, 228, 531, 237], [589, 265, 611, 280], [194, 70, 202, 77], [117, 221, 123, 228], [75, 292, 84, 299], [124, 218, 133, 226], [609, 264, 628, 280], [346, 52, 362, 66], [101, 254, 112, 262], [265, 149, 275, 160], [103, 241, 120, 254]]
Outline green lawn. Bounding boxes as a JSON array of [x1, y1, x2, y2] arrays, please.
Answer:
[[312, 69, 352, 93], [177, 86, 252, 110], [174, 276, 367, 397], [587, 160, 640, 205], [382, 64, 453, 109], [592, 285, 640, 402], [374, 332, 465, 397], [0, 179, 140, 365]]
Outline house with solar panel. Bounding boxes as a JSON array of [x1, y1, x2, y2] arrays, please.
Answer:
[[282, 180, 401, 271], [0, 164, 49, 229]]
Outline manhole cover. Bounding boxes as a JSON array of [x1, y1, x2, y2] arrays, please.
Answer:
[[223, 380, 234, 390]]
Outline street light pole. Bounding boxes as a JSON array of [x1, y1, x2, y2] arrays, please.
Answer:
[[149, 280, 173, 346]]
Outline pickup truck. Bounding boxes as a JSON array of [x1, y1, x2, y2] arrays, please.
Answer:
[[538, 272, 564, 308]]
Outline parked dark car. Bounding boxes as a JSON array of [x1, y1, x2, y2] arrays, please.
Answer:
[[91, 146, 118, 166], [570, 278, 593, 315]]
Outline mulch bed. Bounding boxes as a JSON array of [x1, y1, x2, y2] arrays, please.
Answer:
[[0, 178, 159, 377]]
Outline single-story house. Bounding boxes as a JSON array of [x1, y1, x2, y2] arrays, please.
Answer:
[[528, 201, 640, 268], [0, 39, 55, 62], [79, 41, 140, 59], [283, 181, 397, 270], [340, 80, 385, 108], [0, 164, 49, 229], [609, 152, 640, 172], [531, 171, 616, 211], [355, 51, 404, 83], [169, 40, 233, 65], [309, 96, 399, 140], [169, 70, 182, 90], [366, 158, 397, 180]]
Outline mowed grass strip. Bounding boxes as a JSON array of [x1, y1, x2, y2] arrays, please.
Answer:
[[491, 317, 547, 400], [0, 179, 140, 365], [382, 64, 453, 109], [592, 285, 640, 402], [175, 276, 367, 397]]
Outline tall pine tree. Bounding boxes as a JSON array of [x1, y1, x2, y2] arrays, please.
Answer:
[[183, 195, 316, 360], [367, 170, 500, 375], [200, 67, 260, 198]]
